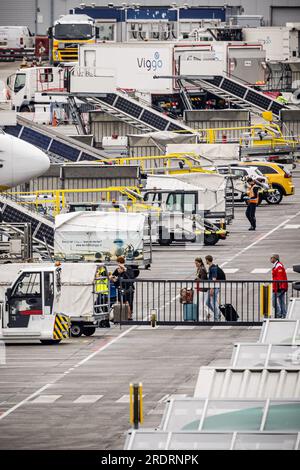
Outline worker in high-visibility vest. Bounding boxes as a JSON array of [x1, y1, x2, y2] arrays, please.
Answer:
[[95, 266, 109, 312], [244, 177, 260, 231]]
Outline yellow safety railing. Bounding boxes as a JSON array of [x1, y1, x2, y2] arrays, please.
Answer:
[[103, 153, 214, 175], [174, 122, 300, 147], [5, 186, 142, 216]]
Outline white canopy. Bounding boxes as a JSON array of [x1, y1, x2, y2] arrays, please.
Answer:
[[55, 212, 146, 262]]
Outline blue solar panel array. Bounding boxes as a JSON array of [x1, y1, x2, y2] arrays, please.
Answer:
[[4, 122, 102, 162], [203, 76, 286, 116], [97, 93, 188, 132]]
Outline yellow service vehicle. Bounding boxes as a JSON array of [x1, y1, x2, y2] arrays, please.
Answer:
[[49, 14, 96, 64], [238, 161, 295, 204]]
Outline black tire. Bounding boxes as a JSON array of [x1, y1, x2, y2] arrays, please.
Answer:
[[40, 339, 61, 345], [82, 327, 96, 336], [70, 323, 83, 337], [20, 105, 34, 112], [158, 237, 172, 246], [204, 233, 219, 246], [266, 185, 283, 205]]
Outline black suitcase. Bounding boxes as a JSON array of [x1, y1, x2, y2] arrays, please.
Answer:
[[219, 303, 239, 321]]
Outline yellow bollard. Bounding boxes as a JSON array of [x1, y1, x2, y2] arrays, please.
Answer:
[[260, 283, 272, 318]]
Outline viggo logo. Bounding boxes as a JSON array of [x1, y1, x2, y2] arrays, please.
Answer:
[[137, 51, 163, 72]]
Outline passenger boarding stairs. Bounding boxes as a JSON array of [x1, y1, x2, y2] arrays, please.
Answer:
[[77, 92, 193, 133], [177, 74, 289, 118], [0, 194, 54, 252], [4, 115, 110, 163]]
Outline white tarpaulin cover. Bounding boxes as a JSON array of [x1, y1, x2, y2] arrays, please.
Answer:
[[128, 131, 198, 151], [55, 212, 146, 262], [146, 173, 226, 213], [167, 143, 239, 164], [55, 263, 100, 317]]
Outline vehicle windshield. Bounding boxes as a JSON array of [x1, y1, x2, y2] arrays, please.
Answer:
[[54, 23, 93, 40]]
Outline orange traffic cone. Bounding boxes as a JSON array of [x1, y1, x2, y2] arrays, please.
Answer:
[[52, 110, 57, 127]]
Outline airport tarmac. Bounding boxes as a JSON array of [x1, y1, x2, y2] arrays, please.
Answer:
[[0, 174, 299, 449]]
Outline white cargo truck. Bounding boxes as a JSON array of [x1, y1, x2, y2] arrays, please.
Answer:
[[0, 263, 110, 342], [6, 66, 66, 112], [75, 41, 266, 97]]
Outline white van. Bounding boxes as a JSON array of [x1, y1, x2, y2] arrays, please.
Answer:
[[0, 26, 34, 52]]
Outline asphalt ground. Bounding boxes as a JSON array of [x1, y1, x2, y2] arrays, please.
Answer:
[[0, 173, 299, 450]]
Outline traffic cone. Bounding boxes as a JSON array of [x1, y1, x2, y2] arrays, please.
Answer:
[[52, 110, 57, 127]]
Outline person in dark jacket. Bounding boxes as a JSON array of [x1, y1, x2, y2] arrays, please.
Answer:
[[111, 256, 135, 318], [245, 177, 260, 231], [195, 257, 208, 320]]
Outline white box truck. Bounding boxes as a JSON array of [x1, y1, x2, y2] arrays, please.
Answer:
[[0, 26, 34, 58], [0, 262, 110, 342]]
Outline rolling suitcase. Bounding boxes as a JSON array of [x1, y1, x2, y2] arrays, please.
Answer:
[[219, 303, 239, 321], [183, 303, 198, 321], [111, 303, 131, 323]]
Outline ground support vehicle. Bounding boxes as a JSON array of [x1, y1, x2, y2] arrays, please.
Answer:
[[0, 263, 110, 342]]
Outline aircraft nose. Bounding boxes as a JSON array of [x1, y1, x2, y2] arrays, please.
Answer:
[[12, 136, 50, 186]]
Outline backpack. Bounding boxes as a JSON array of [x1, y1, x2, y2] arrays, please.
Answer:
[[215, 265, 226, 281]]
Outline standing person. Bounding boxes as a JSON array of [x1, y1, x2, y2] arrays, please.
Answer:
[[205, 255, 225, 321], [270, 254, 288, 318], [95, 265, 109, 313], [245, 177, 259, 231], [195, 257, 208, 320], [111, 256, 135, 319]]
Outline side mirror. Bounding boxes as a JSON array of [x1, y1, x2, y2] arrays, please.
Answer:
[[48, 27, 53, 39], [6, 288, 12, 300], [96, 27, 100, 39]]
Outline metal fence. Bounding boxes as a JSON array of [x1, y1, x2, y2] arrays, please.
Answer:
[[115, 279, 300, 326]]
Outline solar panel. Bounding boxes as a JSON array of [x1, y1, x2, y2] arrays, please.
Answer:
[[245, 89, 271, 110], [49, 140, 80, 161], [221, 79, 246, 99], [269, 101, 284, 116], [79, 152, 97, 161], [206, 76, 223, 87], [4, 124, 22, 137], [168, 123, 187, 132], [20, 127, 51, 150], [2, 205, 40, 231], [115, 96, 143, 119], [34, 224, 54, 247], [140, 110, 168, 131], [100, 93, 117, 106]]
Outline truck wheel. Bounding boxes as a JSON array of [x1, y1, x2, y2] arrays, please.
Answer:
[[99, 319, 110, 328], [40, 339, 61, 345], [204, 233, 219, 246], [83, 327, 96, 336], [70, 324, 83, 337], [266, 185, 283, 204]]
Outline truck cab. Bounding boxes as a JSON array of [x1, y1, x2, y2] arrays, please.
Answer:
[[50, 14, 96, 64], [6, 66, 66, 112]]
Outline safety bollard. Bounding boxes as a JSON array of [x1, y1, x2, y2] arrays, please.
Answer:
[[129, 382, 143, 429], [150, 309, 157, 328], [260, 283, 272, 318]]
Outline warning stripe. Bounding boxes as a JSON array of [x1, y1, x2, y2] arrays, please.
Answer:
[[53, 314, 70, 340]]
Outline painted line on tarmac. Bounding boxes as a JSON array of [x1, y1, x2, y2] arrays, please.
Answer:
[[221, 209, 300, 268], [0, 326, 136, 421]]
